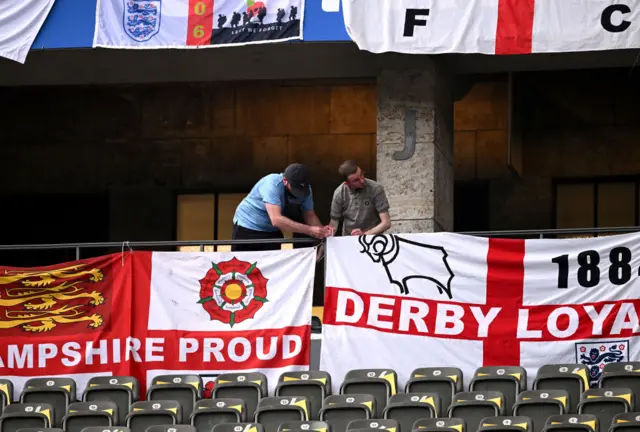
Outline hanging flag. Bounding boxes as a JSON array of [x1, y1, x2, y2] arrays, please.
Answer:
[[342, 0, 640, 55], [0, 248, 315, 399], [0, 0, 56, 63], [93, 0, 304, 49], [321, 232, 640, 391]]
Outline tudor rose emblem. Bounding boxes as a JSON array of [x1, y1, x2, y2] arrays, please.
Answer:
[[124, 0, 161, 42], [198, 257, 269, 327]]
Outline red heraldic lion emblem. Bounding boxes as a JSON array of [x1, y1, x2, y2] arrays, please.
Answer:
[[198, 257, 269, 327]]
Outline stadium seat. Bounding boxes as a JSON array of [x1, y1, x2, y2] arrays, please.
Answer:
[[211, 423, 264, 432], [83, 376, 139, 426], [534, 365, 590, 414], [0, 402, 54, 432], [577, 388, 633, 429], [609, 413, 640, 432], [16, 429, 63, 432], [346, 419, 397, 432], [20, 379, 76, 428], [189, 398, 245, 432], [276, 372, 332, 420], [340, 370, 397, 417], [254, 396, 310, 432], [80, 428, 129, 432], [383, 393, 439, 432], [147, 375, 202, 424], [278, 421, 331, 432], [211, 373, 268, 422], [601, 363, 640, 398], [125, 401, 181, 432], [542, 414, 598, 432], [405, 368, 463, 417], [513, 390, 569, 432], [411, 418, 465, 432], [477, 416, 532, 432], [0, 380, 14, 415], [448, 391, 505, 432], [145, 426, 197, 432], [470, 367, 527, 414], [62, 401, 117, 432], [319, 395, 375, 432]]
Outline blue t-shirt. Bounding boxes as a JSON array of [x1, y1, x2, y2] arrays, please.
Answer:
[[234, 173, 314, 232]]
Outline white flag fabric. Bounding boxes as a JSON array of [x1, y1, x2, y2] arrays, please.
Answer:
[[0, 248, 315, 399], [0, 0, 56, 63], [321, 232, 640, 392], [94, 0, 304, 49], [343, 0, 640, 55]]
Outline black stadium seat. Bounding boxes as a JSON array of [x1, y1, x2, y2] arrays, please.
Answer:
[[405, 368, 463, 417], [534, 365, 590, 414], [80, 428, 129, 432], [412, 418, 465, 432], [448, 391, 505, 432], [212, 373, 268, 422], [278, 421, 332, 432], [383, 393, 439, 432], [147, 375, 202, 424], [212, 423, 264, 432], [20, 378, 76, 428], [470, 367, 527, 414], [477, 416, 532, 432], [190, 398, 245, 432], [0, 403, 54, 432], [577, 388, 633, 429], [276, 372, 332, 420], [319, 395, 375, 432], [146, 426, 197, 432], [125, 401, 180, 432], [83, 376, 139, 427], [542, 415, 598, 432], [340, 370, 397, 418], [610, 413, 640, 432], [0, 380, 14, 415], [347, 420, 397, 432], [600, 364, 640, 399], [62, 401, 117, 432], [513, 390, 569, 432], [254, 397, 310, 432]]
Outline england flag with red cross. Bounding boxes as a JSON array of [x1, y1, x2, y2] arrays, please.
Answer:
[[321, 232, 640, 391]]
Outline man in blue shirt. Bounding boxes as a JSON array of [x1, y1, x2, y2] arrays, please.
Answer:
[[232, 163, 332, 251]]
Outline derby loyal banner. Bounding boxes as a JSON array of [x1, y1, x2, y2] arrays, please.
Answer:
[[343, 0, 640, 55], [321, 232, 640, 391], [0, 248, 315, 400], [94, 0, 303, 49]]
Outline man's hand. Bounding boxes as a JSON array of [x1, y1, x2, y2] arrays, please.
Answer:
[[308, 226, 328, 239], [351, 229, 364, 236], [324, 225, 336, 237]]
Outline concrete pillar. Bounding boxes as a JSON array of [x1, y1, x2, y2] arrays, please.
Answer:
[[377, 65, 454, 233]]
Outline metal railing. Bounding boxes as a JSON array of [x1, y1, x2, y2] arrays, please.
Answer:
[[0, 226, 638, 261]]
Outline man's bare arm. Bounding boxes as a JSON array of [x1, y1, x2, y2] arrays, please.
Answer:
[[303, 209, 323, 227], [265, 203, 313, 235], [365, 211, 391, 235]]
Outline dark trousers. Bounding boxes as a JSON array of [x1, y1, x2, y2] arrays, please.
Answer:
[[231, 224, 313, 252]]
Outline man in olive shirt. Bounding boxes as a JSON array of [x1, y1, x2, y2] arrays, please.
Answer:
[[329, 160, 391, 236]]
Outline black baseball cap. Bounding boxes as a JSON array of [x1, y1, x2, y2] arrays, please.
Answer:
[[284, 163, 311, 198]]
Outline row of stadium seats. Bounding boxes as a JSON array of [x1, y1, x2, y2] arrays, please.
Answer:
[[4, 412, 640, 432], [0, 363, 636, 432]]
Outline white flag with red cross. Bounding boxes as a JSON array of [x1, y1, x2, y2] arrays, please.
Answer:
[[321, 232, 640, 391], [0, 248, 315, 400], [342, 0, 640, 55]]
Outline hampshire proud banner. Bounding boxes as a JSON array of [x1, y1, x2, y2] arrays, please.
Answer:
[[321, 232, 640, 390], [0, 248, 315, 399], [94, 0, 303, 49], [343, 0, 640, 55]]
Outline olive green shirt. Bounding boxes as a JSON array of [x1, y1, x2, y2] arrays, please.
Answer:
[[330, 179, 390, 235]]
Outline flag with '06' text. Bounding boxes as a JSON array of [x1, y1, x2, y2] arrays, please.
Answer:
[[321, 232, 640, 391]]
